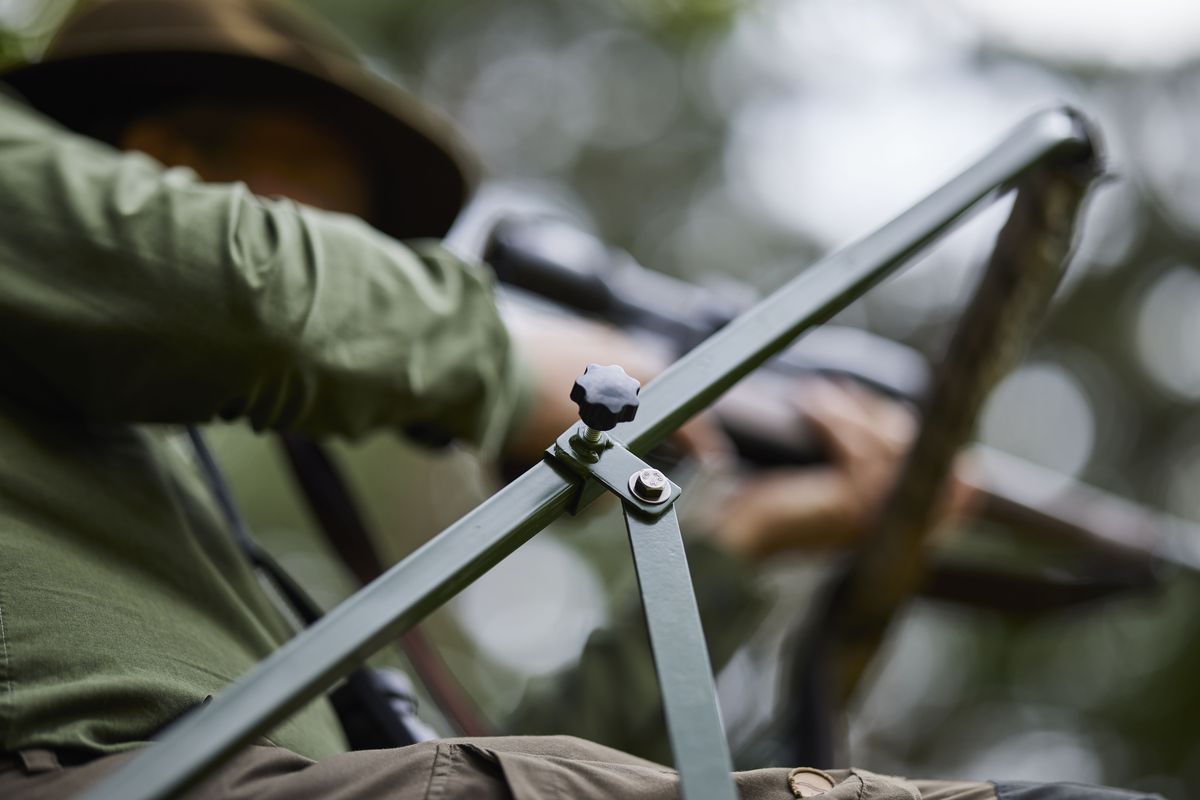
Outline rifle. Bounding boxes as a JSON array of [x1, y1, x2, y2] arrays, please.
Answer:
[[484, 213, 1197, 596]]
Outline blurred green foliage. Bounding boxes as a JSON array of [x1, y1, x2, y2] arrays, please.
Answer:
[[0, 0, 72, 69], [4, 0, 1200, 796]]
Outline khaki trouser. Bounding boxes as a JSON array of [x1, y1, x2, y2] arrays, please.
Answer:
[[0, 736, 1151, 800]]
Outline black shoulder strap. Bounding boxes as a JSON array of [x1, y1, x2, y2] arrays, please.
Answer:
[[186, 426, 423, 748], [278, 433, 492, 738]]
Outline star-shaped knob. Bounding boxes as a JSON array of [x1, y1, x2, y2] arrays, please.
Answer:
[[570, 363, 641, 432]]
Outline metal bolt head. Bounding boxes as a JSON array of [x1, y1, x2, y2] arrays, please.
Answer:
[[630, 468, 669, 503], [570, 363, 640, 432]]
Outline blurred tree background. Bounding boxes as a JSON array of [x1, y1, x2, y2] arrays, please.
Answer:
[[5, 0, 1200, 796]]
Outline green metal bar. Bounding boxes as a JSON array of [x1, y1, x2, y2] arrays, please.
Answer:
[[78, 106, 1097, 800], [549, 422, 731, 799], [618, 109, 1094, 456], [624, 505, 738, 800]]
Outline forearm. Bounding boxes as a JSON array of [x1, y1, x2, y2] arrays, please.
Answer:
[[499, 301, 730, 464], [499, 303, 672, 461]]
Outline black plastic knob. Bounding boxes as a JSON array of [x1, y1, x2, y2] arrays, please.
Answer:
[[570, 363, 641, 431]]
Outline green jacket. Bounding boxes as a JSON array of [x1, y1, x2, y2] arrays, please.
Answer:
[[0, 90, 526, 759]]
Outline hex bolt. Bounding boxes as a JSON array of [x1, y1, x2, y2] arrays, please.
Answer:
[[570, 363, 640, 449], [629, 467, 669, 504]]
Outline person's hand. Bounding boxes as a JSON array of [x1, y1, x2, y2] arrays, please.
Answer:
[[502, 307, 732, 465], [710, 379, 977, 562]]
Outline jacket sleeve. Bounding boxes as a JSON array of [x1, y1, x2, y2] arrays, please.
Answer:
[[0, 94, 526, 451]]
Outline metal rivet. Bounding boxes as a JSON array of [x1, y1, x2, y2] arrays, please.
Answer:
[[629, 468, 669, 503]]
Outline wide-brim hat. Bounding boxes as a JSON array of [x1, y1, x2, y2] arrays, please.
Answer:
[[0, 0, 477, 240]]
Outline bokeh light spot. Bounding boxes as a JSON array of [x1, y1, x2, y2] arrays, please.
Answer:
[[979, 363, 1096, 502], [1135, 266, 1200, 401], [453, 534, 607, 675]]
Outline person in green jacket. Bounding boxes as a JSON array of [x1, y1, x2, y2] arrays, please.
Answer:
[[3, 0, 951, 759], [0, 1, 1141, 799]]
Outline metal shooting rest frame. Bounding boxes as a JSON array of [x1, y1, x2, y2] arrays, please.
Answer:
[[79, 106, 1102, 800]]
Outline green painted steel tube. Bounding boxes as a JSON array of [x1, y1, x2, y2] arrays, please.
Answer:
[[78, 106, 1097, 800], [619, 109, 1095, 456], [624, 506, 739, 800]]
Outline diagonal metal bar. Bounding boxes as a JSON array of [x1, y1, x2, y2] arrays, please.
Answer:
[[624, 505, 738, 800], [617, 110, 1094, 456], [78, 107, 1097, 800]]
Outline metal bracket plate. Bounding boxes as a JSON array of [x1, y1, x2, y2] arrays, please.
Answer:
[[548, 425, 681, 517]]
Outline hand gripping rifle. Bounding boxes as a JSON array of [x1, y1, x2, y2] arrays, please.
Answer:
[[80, 107, 1105, 800], [484, 212, 1195, 605]]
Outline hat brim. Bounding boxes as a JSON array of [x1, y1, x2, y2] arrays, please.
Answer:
[[2, 49, 476, 240]]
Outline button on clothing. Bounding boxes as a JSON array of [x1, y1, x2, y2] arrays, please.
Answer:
[[790, 767, 838, 797]]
